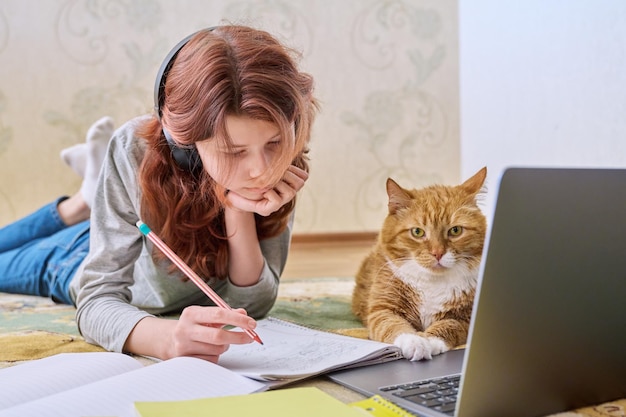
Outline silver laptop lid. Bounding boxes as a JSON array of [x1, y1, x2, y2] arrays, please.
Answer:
[[456, 167, 626, 417]]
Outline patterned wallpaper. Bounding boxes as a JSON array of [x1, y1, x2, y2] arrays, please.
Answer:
[[0, 0, 459, 234]]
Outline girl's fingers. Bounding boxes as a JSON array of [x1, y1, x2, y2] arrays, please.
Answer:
[[283, 166, 308, 188], [280, 172, 306, 192], [225, 165, 308, 215], [286, 165, 309, 181], [190, 325, 253, 347], [172, 306, 255, 361]]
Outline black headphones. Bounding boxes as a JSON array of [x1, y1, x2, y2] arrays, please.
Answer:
[[154, 28, 216, 175]]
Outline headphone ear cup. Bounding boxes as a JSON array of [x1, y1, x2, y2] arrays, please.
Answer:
[[163, 128, 203, 175]]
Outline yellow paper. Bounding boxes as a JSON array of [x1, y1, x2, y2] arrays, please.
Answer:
[[135, 387, 365, 417]]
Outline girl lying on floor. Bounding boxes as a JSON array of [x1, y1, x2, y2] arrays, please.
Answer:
[[0, 25, 318, 363]]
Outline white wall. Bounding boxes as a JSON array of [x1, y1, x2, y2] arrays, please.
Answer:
[[459, 0, 626, 219]]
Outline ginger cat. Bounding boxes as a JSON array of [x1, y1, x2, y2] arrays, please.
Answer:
[[352, 167, 487, 361]]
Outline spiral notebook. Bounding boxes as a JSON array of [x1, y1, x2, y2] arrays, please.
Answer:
[[218, 317, 402, 385], [351, 395, 417, 417], [330, 168, 626, 417]]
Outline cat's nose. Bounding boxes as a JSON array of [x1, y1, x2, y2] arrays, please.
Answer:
[[431, 249, 444, 261]]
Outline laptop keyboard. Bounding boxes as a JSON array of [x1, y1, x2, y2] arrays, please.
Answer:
[[380, 374, 461, 416]]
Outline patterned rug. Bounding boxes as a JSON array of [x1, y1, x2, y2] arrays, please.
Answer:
[[0, 277, 366, 363]]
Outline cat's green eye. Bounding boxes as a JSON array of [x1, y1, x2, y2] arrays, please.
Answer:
[[410, 228, 425, 238], [448, 226, 463, 237]]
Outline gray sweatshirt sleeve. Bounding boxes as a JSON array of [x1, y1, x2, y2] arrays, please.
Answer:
[[75, 119, 150, 352], [75, 117, 287, 353]]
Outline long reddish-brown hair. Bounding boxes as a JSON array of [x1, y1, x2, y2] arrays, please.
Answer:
[[137, 25, 318, 280]]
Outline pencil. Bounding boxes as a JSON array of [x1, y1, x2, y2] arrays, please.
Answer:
[[136, 220, 263, 345]]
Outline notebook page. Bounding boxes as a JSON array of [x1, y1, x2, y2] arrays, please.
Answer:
[[0, 352, 142, 410], [0, 356, 266, 417], [218, 317, 401, 380]]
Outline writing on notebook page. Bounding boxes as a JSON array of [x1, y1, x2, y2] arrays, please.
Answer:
[[218, 317, 402, 381], [232, 337, 361, 373]]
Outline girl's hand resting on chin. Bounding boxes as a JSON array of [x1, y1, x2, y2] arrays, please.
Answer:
[[227, 165, 308, 216]]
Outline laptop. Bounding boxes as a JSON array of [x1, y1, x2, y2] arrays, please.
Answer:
[[329, 167, 626, 417]]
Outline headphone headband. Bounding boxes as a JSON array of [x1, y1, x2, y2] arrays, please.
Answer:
[[154, 27, 217, 175]]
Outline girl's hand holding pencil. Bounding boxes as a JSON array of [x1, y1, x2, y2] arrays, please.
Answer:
[[136, 221, 264, 350]]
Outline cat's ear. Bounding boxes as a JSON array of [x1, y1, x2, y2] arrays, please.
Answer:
[[386, 178, 412, 214], [460, 166, 487, 196]]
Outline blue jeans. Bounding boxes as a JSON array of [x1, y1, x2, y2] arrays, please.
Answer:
[[0, 198, 89, 305]]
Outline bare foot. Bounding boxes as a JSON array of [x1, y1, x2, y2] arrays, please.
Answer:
[[58, 193, 91, 226]]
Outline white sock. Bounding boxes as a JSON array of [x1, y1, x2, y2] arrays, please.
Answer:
[[80, 116, 114, 207], [60, 143, 87, 178]]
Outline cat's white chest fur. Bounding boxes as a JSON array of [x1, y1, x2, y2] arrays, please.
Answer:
[[386, 257, 476, 328]]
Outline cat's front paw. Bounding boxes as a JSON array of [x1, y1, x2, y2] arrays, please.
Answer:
[[393, 333, 449, 361]]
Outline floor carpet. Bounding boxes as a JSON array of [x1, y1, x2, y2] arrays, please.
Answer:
[[0, 277, 365, 363]]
